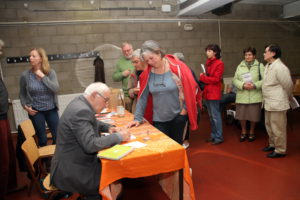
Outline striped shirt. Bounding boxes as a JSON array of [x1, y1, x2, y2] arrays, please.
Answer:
[[28, 71, 55, 111]]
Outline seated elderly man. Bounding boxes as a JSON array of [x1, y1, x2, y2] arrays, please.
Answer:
[[50, 82, 130, 199]]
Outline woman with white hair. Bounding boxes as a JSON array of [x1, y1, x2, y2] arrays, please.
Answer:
[[127, 40, 201, 144], [128, 49, 147, 113]]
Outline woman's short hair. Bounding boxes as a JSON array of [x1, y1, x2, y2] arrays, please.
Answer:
[[30, 48, 51, 75], [173, 52, 185, 62], [265, 44, 281, 59], [141, 40, 165, 58], [131, 49, 142, 60], [84, 82, 110, 96], [243, 47, 256, 55], [0, 39, 4, 48], [205, 44, 221, 59]]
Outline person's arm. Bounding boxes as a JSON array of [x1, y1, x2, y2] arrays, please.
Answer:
[[276, 66, 294, 97], [72, 111, 123, 154], [112, 61, 124, 82], [41, 70, 59, 93], [134, 84, 149, 123], [233, 66, 245, 90], [19, 72, 29, 107], [253, 64, 265, 90], [200, 62, 224, 84], [127, 75, 135, 98]]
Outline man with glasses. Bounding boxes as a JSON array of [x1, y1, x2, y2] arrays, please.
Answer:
[[112, 42, 135, 112], [51, 82, 130, 199], [262, 44, 293, 158]]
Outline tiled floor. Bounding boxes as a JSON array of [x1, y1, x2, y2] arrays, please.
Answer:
[[5, 109, 300, 200]]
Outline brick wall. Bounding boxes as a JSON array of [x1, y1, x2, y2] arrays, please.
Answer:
[[1, 0, 300, 101]]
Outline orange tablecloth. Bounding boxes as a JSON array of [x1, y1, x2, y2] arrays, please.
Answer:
[[98, 111, 195, 200]]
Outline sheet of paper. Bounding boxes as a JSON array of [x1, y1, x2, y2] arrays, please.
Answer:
[[241, 72, 253, 83], [290, 97, 299, 110], [201, 64, 206, 74], [123, 141, 147, 148]]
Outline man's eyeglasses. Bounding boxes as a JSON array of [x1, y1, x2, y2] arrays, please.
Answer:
[[96, 92, 110, 102]]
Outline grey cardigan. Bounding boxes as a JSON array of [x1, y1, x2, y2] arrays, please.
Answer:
[[19, 69, 59, 109]]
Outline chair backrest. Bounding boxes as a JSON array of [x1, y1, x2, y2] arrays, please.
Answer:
[[294, 79, 300, 93], [109, 88, 125, 110], [21, 137, 40, 174], [20, 119, 36, 140]]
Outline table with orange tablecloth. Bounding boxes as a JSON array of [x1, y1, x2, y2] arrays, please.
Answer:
[[98, 111, 195, 200]]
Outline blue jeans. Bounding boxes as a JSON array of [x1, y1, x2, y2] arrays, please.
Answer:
[[205, 100, 223, 142], [153, 114, 188, 144], [29, 108, 59, 147]]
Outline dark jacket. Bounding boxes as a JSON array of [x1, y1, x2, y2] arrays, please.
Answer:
[[0, 78, 9, 120], [50, 95, 122, 195]]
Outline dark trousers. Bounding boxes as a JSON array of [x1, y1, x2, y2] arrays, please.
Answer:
[[29, 108, 59, 147], [153, 114, 188, 145], [0, 119, 17, 199]]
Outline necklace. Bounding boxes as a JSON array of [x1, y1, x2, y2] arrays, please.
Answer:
[[153, 59, 166, 87]]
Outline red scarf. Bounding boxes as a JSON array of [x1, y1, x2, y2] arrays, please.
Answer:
[[138, 54, 201, 130]]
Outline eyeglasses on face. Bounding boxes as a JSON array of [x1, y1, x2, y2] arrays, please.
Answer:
[[96, 92, 110, 102]]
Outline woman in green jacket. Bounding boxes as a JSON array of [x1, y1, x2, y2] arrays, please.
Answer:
[[233, 47, 265, 142]]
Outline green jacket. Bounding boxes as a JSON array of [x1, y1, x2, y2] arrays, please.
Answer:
[[233, 59, 265, 104], [112, 56, 134, 96]]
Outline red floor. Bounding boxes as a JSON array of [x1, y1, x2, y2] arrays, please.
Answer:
[[5, 109, 300, 200]]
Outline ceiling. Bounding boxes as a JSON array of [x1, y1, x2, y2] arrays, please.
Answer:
[[177, 0, 300, 18]]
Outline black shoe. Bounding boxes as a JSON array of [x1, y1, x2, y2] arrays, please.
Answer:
[[247, 134, 256, 142], [206, 138, 214, 143], [262, 146, 275, 152], [212, 140, 223, 145], [267, 151, 286, 158], [240, 134, 247, 142]]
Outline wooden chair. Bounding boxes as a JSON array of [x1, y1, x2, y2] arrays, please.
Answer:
[[21, 137, 62, 199], [19, 119, 56, 157], [293, 79, 300, 96]]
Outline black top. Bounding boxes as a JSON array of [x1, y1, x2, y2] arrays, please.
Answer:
[[0, 78, 8, 120]]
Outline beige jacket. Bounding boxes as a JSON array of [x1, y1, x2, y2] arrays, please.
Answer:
[[262, 58, 293, 111]]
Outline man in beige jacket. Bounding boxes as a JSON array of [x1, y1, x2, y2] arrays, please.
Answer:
[[262, 44, 293, 158]]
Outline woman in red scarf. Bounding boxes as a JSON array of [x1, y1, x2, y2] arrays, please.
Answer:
[[127, 40, 201, 144]]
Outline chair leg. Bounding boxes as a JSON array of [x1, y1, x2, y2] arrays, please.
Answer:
[[27, 180, 34, 197]]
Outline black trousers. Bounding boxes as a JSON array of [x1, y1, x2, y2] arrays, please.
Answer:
[[153, 114, 188, 145]]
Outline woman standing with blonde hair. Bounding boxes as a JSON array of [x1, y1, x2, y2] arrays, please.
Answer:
[[19, 48, 59, 146]]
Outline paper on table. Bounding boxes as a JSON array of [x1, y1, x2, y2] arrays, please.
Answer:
[[201, 64, 206, 74], [130, 135, 136, 140], [290, 97, 299, 110], [123, 141, 147, 148]]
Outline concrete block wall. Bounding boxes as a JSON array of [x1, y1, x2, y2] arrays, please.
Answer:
[[0, 0, 299, 103]]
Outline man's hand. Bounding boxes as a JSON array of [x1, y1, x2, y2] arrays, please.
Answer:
[[118, 128, 131, 141], [126, 120, 140, 128], [122, 70, 131, 77], [24, 105, 38, 116]]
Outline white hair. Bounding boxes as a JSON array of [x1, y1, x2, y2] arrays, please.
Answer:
[[131, 49, 142, 59], [141, 40, 165, 58], [173, 52, 185, 62], [0, 39, 4, 48], [122, 42, 133, 49], [84, 82, 110, 96]]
